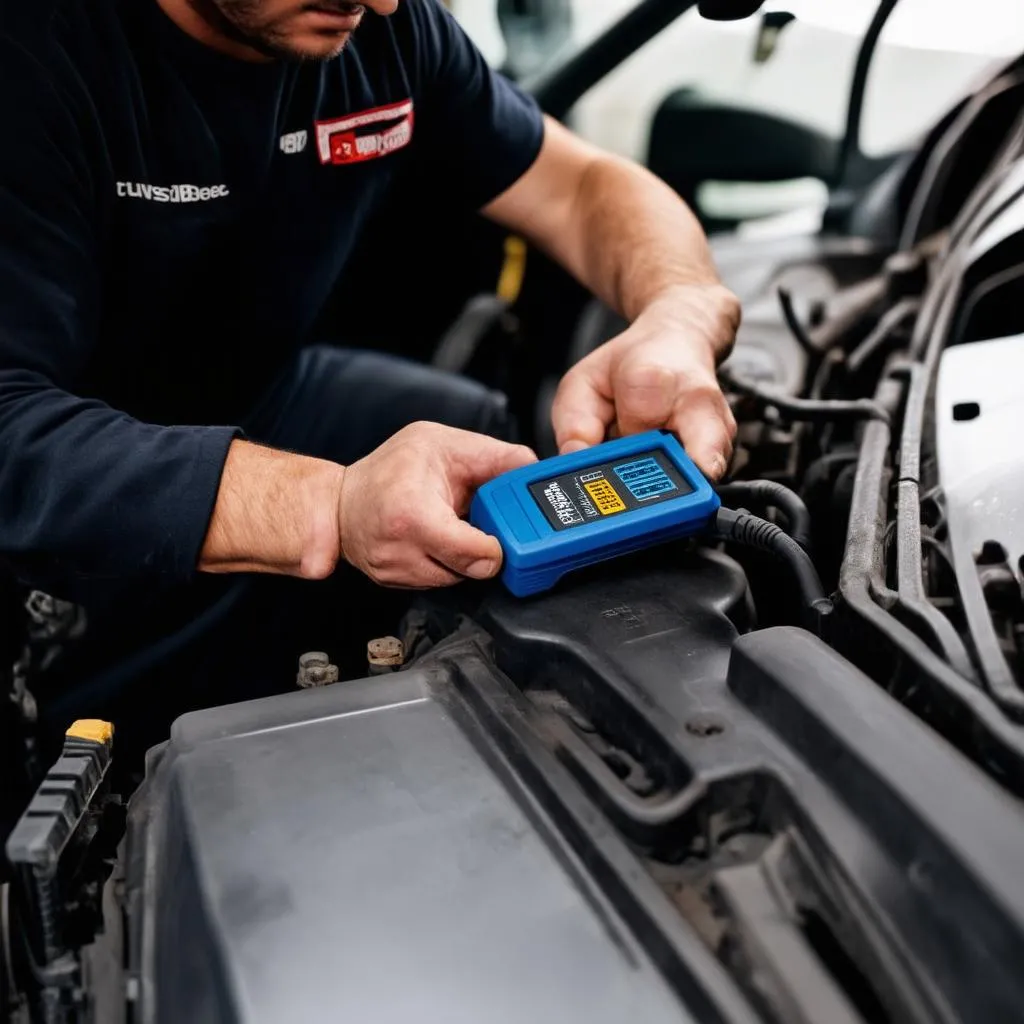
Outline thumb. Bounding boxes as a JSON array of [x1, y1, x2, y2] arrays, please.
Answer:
[[670, 386, 736, 481], [413, 430, 535, 582], [421, 510, 506, 580]]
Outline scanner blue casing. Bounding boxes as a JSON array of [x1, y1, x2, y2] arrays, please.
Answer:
[[469, 430, 720, 597]]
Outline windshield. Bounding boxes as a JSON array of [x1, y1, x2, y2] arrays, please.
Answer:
[[448, 0, 1024, 162]]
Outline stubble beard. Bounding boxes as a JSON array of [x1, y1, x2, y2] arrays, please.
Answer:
[[187, 0, 357, 62]]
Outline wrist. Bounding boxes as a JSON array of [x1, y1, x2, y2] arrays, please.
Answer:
[[298, 460, 346, 581], [641, 282, 741, 366]]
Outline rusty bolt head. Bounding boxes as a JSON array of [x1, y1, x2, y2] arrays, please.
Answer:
[[297, 651, 339, 688], [367, 636, 405, 668]]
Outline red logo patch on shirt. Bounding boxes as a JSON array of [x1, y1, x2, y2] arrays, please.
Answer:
[[314, 100, 415, 166]]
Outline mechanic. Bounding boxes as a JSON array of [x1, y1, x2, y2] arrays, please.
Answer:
[[0, 0, 739, 732]]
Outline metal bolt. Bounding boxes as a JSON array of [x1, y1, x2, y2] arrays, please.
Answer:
[[367, 636, 405, 675], [296, 652, 339, 689]]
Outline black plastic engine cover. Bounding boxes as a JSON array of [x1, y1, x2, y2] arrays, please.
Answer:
[[121, 547, 1024, 1024], [122, 671, 703, 1024], [479, 546, 751, 732], [468, 548, 1024, 1024]]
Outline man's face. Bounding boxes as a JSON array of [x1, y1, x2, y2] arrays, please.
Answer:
[[194, 0, 400, 61]]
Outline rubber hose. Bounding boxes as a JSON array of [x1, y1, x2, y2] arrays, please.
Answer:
[[713, 507, 832, 633], [721, 370, 890, 425], [717, 480, 812, 551]]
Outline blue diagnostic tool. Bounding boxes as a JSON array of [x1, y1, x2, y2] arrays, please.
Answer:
[[470, 429, 720, 597]]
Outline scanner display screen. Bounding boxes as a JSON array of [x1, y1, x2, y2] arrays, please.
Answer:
[[528, 449, 693, 532]]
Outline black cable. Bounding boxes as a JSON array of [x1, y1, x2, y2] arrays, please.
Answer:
[[717, 480, 812, 551], [431, 295, 512, 374], [834, 0, 900, 188], [846, 298, 919, 375], [721, 370, 891, 425], [801, 451, 857, 500], [777, 288, 818, 358], [711, 507, 832, 634]]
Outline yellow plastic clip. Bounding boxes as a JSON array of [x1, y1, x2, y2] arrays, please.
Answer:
[[497, 235, 528, 305], [66, 719, 114, 745]]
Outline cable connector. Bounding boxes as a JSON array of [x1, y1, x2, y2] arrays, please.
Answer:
[[717, 480, 812, 551], [711, 507, 833, 634]]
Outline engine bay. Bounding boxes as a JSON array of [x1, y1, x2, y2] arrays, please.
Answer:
[[41, 547, 1024, 1023]]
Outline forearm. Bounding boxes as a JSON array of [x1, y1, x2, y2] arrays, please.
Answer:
[[567, 154, 737, 335], [198, 440, 344, 580], [488, 118, 740, 360]]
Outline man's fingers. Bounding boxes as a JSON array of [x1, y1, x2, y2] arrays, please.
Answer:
[[377, 557, 464, 590], [670, 388, 736, 481], [345, 424, 535, 590], [410, 559, 465, 589], [420, 510, 505, 580], [613, 358, 677, 437], [551, 368, 614, 454]]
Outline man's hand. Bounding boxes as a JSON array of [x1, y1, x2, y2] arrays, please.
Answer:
[[199, 425, 535, 587], [551, 284, 740, 480], [338, 422, 536, 588]]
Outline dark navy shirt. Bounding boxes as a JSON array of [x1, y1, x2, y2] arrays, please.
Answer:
[[0, 0, 543, 600]]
